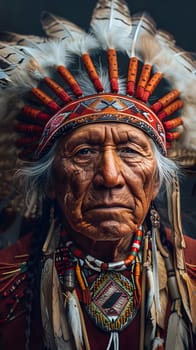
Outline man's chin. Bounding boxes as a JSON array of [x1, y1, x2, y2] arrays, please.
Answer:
[[78, 220, 137, 241]]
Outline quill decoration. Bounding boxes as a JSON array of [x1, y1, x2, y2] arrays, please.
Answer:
[[0, 41, 69, 88], [90, 0, 132, 92], [41, 11, 103, 92]]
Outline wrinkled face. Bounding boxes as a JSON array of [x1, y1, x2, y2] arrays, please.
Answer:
[[50, 123, 160, 241]]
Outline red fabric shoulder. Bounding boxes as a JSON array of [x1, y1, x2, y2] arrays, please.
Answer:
[[0, 232, 32, 261]]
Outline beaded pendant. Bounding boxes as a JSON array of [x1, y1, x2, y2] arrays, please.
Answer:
[[85, 271, 137, 332]]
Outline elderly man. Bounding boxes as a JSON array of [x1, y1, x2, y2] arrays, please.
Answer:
[[0, 1, 196, 349]]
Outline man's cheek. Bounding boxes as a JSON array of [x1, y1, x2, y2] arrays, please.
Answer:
[[63, 193, 85, 224], [70, 170, 93, 197]]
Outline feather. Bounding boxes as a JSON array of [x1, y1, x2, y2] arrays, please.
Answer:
[[41, 11, 101, 91], [41, 11, 84, 41], [0, 43, 40, 84], [0, 31, 46, 47], [0, 42, 32, 65], [152, 337, 164, 350], [40, 11, 96, 68], [67, 291, 83, 350], [41, 258, 74, 350], [144, 299, 157, 346], [40, 258, 56, 349], [65, 33, 99, 56], [144, 254, 157, 347], [165, 306, 189, 350], [0, 43, 44, 88], [52, 265, 73, 349], [106, 332, 119, 350], [129, 12, 156, 58], [156, 252, 168, 329], [90, 0, 132, 51], [155, 29, 176, 49], [146, 264, 154, 314], [41, 12, 99, 61], [152, 227, 161, 312], [0, 67, 10, 86], [0, 41, 70, 86], [24, 40, 70, 70], [154, 29, 196, 87], [180, 104, 196, 151], [129, 12, 196, 155], [156, 29, 195, 73]]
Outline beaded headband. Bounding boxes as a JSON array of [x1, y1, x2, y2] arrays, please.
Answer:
[[35, 93, 170, 158], [0, 0, 195, 162]]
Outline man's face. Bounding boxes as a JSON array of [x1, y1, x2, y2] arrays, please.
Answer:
[[50, 123, 160, 241]]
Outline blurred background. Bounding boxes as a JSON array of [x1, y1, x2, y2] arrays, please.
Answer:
[[0, 0, 196, 52], [0, 0, 195, 239]]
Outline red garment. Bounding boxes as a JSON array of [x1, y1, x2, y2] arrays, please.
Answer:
[[0, 234, 44, 349], [0, 232, 195, 349]]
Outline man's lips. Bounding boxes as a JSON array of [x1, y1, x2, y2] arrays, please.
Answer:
[[83, 203, 132, 211]]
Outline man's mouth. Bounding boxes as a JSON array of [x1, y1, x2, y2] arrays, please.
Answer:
[[84, 203, 131, 211]]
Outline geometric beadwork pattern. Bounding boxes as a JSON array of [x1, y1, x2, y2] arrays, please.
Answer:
[[85, 271, 138, 332]]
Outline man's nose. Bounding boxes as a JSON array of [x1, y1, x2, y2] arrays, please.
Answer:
[[94, 148, 124, 188]]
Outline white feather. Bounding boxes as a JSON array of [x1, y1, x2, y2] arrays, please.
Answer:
[[180, 104, 196, 150], [153, 31, 196, 151], [144, 299, 157, 346], [154, 30, 196, 82], [152, 227, 161, 312], [0, 39, 70, 92], [90, 0, 132, 51], [0, 68, 10, 86], [0, 44, 40, 87], [137, 34, 161, 64], [129, 12, 156, 57], [65, 33, 99, 55], [165, 311, 189, 350], [76, 68, 126, 96], [146, 265, 154, 314], [152, 337, 164, 350], [24, 40, 70, 70], [67, 291, 83, 350]]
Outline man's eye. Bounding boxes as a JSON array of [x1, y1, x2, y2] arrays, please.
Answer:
[[120, 147, 137, 154], [77, 148, 91, 155], [73, 147, 97, 163]]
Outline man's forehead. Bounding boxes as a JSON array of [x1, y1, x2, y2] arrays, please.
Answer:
[[60, 122, 151, 147]]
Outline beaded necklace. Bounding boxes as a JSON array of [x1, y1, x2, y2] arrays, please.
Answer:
[[54, 227, 143, 349], [64, 227, 143, 272], [55, 227, 143, 305]]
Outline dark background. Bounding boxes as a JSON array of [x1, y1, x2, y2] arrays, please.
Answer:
[[0, 0, 196, 52], [0, 0, 196, 238]]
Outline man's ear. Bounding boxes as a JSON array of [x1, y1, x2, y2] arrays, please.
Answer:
[[151, 174, 161, 200]]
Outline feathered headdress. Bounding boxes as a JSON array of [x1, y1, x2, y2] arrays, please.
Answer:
[[0, 0, 196, 210]]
